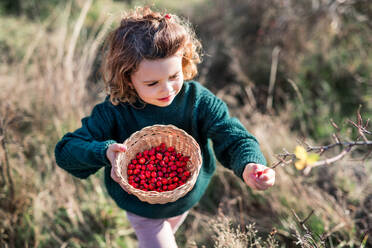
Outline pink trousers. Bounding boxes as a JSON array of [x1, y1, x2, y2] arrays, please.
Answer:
[[126, 211, 189, 248]]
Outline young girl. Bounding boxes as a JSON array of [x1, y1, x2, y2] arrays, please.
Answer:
[[55, 7, 275, 248]]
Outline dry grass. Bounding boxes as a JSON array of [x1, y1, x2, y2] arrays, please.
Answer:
[[0, 1, 136, 247]]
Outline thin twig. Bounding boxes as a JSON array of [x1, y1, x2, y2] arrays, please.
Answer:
[[291, 209, 313, 233]]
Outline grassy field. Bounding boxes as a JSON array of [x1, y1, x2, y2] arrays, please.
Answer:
[[1, 0, 371, 247]]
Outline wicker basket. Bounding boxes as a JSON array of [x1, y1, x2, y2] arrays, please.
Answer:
[[114, 124, 202, 204]]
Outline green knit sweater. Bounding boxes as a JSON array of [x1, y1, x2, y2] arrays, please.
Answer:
[[54, 81, 266, 218]]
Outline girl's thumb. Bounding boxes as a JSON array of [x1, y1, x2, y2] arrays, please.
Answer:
[[112, 143, 127, 152], [118, 144, 127, 152]]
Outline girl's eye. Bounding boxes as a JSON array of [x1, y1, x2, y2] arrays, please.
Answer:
[[147, 81, 158, 86], [170, 74, 179, 80]]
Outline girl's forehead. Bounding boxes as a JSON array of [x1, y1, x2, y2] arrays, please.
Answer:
[[135, 54, 183, 80]]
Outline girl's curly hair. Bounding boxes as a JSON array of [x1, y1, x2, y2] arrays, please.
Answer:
[[101, 7, 202, 105]]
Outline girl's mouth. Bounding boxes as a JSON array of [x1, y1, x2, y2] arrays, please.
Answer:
[[158, 95, 171, 102]]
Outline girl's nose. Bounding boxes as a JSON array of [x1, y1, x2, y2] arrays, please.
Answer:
[[161, 81, 173, 94]]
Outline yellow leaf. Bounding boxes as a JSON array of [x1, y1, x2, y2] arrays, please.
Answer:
[[307, 153, 319, 165], [295, 161, 306, 170], [295, 146, 308, 160], [294, 146, 319, 170]]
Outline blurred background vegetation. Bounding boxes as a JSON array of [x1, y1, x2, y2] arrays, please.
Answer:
[[0, 0, 371, 247]]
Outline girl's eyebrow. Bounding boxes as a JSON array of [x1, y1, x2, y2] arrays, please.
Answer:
[[143, 71, 180, 83]]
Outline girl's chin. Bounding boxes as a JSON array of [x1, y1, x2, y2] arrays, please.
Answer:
[[154, 100, 173, 107]]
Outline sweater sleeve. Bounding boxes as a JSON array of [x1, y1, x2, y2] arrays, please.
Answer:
[[54, 102, 117, 179], [198, 90, 267, 179]]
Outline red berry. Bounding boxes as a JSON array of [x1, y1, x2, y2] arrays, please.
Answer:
[[156, 153, 163, 160], [145, 171, 151, 178]]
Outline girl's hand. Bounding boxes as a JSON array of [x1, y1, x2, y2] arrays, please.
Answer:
[[242, 163, 275, 190], [106, 143, 127, 183]]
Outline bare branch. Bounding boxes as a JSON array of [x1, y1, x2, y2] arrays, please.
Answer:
[[330, 119, 339, 130], [272, 110, 371, 171], [303, 148, 351, 175]]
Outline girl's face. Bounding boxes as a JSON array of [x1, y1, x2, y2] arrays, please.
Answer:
[[130, 53, 184, 107]]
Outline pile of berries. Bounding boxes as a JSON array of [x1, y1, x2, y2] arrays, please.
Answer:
[[127, 143, 192, 192]]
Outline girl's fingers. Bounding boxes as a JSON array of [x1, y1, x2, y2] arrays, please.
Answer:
[[110, 143, 127, 152], [256, 175, 275, 189], [258, 172, 273, 181], [110, 166, 120, 182], [243, 163, 275, 190], [256, 178, 275, 190], [254, 168, 275, 190], [107, 143, 127, 165], [258, 168, 275, 180]]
